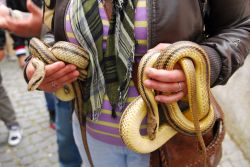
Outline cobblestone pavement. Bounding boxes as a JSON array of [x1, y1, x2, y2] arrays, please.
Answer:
[[0, 59, 249, 167]]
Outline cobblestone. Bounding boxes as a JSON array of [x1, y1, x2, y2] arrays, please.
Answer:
[[0, 58, 249, 167], [0, 59, 58, 167]]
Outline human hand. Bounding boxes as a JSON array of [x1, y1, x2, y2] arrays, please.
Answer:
[[26, 60, 80, 92], [0, 0, 42, 37], [0, 4, 10, 18], [144, 43, 187, 103]]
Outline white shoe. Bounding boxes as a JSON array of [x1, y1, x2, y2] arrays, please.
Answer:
[[8, 125, 22, 146]]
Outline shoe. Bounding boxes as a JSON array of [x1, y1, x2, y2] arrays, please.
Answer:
[[8, 125, 22, 146], [49, 122, 56, 130]]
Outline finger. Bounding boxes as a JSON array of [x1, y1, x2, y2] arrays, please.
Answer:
[[144, 80, 186, 93], [39, 71, 79, 92], [0, 17, 9, 29], [5, 18, 28, 34], [39, 81, 59, 93], [26, 59, 66, 83], [48, 70, 79, 86], [65, 77, 78, 85], [26, 0, 41, 15], [155, 91, 185, 104], [45, 64, 79, 83], [145, 67, 185, 83], [43, 61, 66, 77]]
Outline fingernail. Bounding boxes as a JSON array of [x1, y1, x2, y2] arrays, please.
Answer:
[[144, 80, 150, 86], [74, 71, 80, 76], [70, 65, 77, 70], [57, 61, 65, 67], [155, 96, 160, 101], [146, 67, 153, 75]]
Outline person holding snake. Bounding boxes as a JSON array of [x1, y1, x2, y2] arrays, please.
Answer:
[[13, 0, 250, 166]]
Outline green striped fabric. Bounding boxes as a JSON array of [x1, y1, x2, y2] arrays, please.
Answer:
[[70, 0, 137, 120]]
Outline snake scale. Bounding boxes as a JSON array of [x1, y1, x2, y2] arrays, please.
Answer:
[[27, 37, 89, 102], [119, 41, 216, 154]]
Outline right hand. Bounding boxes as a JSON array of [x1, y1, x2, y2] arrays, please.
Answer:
[[26, 59, 80, 92], [0, 0, 42, 37]]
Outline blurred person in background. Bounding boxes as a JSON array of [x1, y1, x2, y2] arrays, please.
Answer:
[[1, 0, 56, 128], [0, 28, 22, 146], [2, 0, 42, 68], [0, 1, 83, 166], [0, 0, 56, 129]]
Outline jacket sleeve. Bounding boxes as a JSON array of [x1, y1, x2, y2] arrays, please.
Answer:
[[200, 0, 250, 87]]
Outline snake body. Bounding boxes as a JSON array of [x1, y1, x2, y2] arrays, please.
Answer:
[[119, 41, 215, 153], [28, 38, 89, 101]]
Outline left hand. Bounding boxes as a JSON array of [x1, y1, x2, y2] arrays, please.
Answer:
[[144, 43, 187, 104]]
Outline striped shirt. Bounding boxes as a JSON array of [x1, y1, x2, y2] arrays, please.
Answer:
[[65, 0, 148, 146]]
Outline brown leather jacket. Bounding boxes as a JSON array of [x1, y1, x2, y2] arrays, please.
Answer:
[[50, 0, 250, 86], [40, 1, 250, 166]]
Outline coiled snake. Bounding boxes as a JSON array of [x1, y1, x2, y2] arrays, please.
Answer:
[[27, 37, 94, 166], [119, 41, 216, 154], [27, 37, 89, 101]]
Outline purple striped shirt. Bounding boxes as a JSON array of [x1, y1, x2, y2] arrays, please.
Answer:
[[65, 0, 148, 146]]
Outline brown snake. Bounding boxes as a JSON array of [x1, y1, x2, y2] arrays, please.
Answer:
[[27, 37, 95, 166], [27, 37, 89, 102]]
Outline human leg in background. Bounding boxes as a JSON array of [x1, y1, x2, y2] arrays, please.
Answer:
[[0, 72, 22, 146], [55, 99, 82, 167], [44, 92, 56, 129], [0, 29, 22, 146]]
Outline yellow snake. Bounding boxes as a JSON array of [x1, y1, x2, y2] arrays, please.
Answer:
[[119, 41, 216, 154], [27, 37, 89, 101]]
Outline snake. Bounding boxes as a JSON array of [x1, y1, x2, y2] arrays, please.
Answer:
[[28, 37, 95, 165], [27, 37, 89, 101], [119, 41, 216, 154]]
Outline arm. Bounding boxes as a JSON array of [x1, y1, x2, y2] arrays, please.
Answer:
[[200, 0, 250, 86], [0, 0, 42, 37], [144, 0, 250, 104], [24, 0, 79, 93]]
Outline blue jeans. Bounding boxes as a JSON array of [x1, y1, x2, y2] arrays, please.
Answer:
[[72, 112, 150, 167], [44, 92, 55, 112], [55, 99, 82, 167], [44, 92, 56, 123]]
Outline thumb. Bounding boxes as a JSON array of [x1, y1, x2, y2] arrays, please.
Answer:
[[26, 0, 42, 16]]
